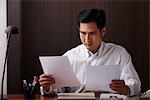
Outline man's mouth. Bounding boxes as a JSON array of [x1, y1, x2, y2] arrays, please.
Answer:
[[85, 43, 93, 46]]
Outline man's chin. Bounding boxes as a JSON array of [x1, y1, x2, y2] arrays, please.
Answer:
[[85, 46, 92, 51], [85, 44, 92, 47], [85, 46, 97, 53]]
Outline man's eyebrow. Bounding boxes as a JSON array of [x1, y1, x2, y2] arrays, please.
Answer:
[[80, 31, 86, 33], [80, 31, 96, 33], [80, 31, 86, 34], [89, 31, 96, 34]]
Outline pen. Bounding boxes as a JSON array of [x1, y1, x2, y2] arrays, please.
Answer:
[[23, 80, 27, 87], [32, 76, 37, 86]]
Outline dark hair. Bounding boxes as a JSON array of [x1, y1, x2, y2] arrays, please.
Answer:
[[77, 9, 106, 30]]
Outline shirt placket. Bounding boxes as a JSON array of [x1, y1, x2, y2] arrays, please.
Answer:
[[87, 53, 98, 66]]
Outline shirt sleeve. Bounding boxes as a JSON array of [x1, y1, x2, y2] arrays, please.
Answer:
[[120, 48, 141, 96], [40, 86, 54, 96], [40, 86, 68, 96]]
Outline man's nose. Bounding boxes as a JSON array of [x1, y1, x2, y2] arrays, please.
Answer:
[[85, 34, 91, 41]]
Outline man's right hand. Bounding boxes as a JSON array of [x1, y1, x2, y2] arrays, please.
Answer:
[[39, 74, 55, 92]]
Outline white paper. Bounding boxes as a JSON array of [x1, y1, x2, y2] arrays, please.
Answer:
[[100, 93, 126, 100], [100, 93, 139, 100], [85, 65, 121, 92], [39, 56, 80, 88]]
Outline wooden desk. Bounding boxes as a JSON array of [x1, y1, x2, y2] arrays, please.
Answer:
[[8, 94, 57, 100], [7, 93, 143, 100]]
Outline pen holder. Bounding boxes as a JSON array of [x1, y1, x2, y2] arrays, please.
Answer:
[[23, 86, 36, 100]]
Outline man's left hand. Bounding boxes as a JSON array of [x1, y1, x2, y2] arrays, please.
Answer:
[[109, 80, 129, 95]]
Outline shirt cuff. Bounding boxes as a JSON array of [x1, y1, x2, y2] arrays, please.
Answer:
[[126, 87, 130, 96], [40, 86, 53, 96], [127, 85, 140, 96]]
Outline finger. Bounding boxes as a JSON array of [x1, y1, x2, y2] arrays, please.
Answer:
[[110, 86, 122, 94], [39, 77, 55, 83], [111, 80, 125, 84], [39, 74, 49, 78], [40, 80, 55, 85], [109, 84, 127, 94], [109, 83, 122, 89], [39, 74, 54, 81], [39, 77, 49, 82], [39, 80, 55, 86]]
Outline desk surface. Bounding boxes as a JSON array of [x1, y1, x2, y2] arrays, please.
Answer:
[[8, 94, 57, 100], [7, 93, 143, 100]]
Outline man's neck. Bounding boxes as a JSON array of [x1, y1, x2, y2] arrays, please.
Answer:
[[90, 44, 101, 54]]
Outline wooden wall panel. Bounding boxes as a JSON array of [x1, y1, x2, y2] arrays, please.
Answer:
[[7, 0, 22, 93], [8, 0, 149, 93]]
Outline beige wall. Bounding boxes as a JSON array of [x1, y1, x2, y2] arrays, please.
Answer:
[[0, 0, 7, 95]]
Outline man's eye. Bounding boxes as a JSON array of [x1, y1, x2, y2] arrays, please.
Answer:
[[81, 32, 86, 35], [89, 32, 96, 35]]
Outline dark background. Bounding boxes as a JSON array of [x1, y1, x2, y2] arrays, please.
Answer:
[[7, 0, 149, 93]]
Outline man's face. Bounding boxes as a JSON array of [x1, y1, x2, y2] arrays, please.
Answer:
[[79, 22, 105, 53]]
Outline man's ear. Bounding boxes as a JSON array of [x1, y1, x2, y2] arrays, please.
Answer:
[[101, 27, 106, 38], [78, 26, 80, 29]]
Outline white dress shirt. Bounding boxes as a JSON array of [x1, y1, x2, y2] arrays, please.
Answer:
[[63, 41, 141, 96], [41, 41, 141, 96]]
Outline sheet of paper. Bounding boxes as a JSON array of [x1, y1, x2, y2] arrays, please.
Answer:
[[100, 93, 126, 100], [39, 56, 80, 88], [85, 65, 121, 92], [100, 93, 139, 100]]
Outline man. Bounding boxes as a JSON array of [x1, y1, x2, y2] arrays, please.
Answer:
[[39, 9, 141, 96]]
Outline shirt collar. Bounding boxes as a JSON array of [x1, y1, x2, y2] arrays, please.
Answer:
[[83, 41, 104, 57]]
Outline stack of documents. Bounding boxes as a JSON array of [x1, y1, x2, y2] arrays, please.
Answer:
[[57, 93, 96, 100], [100, 93, 124, 100], [100, 93, 139, 100]]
